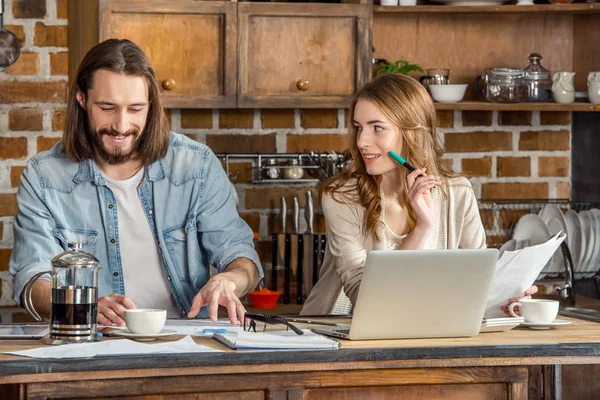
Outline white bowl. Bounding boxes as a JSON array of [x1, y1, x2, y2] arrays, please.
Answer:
[[428, 84, 468, 103]]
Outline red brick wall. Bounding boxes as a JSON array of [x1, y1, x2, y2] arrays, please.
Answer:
[[0, 0, 571, 321]]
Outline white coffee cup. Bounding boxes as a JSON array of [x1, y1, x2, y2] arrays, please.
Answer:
[[509, 299, 559, 324], [124, 309, 167, 334]]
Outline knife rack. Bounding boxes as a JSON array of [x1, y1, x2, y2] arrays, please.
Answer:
[[215, 152, 349, 184], [268, 232, 326, 305]]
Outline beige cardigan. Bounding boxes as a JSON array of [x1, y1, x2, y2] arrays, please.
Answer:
[[300, 176, 486, 316]]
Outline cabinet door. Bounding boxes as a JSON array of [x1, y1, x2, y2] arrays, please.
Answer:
[[238, 3, 370, 109], [101, 0, 236, 108]]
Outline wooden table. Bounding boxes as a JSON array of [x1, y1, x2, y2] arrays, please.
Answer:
[[0, 316, 600, 399]]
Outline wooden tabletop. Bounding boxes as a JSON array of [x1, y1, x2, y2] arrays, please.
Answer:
[[0, 315, 600, 382]]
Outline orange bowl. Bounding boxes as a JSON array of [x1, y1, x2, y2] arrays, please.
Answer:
[[249, 290, 281, 309]]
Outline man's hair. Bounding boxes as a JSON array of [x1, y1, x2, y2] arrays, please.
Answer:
[[63, 39, 170, 165]]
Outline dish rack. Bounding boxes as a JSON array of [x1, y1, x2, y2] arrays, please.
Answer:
[[479, 199, 600, 306], [478, 199, 598, 250]]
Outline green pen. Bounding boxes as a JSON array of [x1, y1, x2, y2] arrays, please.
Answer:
[[389, 151, 417, 172]]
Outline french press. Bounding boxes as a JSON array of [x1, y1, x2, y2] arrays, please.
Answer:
[[23, 243, 101, 345]]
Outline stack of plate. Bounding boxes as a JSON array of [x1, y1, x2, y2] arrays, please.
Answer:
[[507, 205, 600, 280]]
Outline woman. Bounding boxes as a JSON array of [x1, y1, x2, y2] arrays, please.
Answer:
[[301, 74, 535, 316]]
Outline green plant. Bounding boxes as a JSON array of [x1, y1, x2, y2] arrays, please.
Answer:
[[375, 59, 424, 77]]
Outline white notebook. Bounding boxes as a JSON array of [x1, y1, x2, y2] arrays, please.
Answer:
[[213, 330, 340, 350]]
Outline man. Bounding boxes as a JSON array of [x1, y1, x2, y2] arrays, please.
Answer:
[[9, 39, 262, 326]]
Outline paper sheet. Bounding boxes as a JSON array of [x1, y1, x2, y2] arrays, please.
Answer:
[[100, 319, 243, 337], [484, 232, 566, 318], [5, 335, 222, 359]]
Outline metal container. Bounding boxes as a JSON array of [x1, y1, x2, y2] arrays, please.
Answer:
[[23, 243, 101, 345]]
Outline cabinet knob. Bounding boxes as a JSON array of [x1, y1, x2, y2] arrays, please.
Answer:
[[296, 80, 309, 91], [162, 78, 176, 91]]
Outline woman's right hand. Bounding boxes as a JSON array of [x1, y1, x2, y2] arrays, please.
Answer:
[[406, 168, 441, 231]]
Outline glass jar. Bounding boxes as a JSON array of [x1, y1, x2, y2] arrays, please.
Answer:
[[262, 158, 280, 180], [523, 53, 552, 102], [283, 159, 304, 180], [485, 68, 528, 103]]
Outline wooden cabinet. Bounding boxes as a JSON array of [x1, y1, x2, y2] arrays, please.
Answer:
[[372, 4, 600, 112], [237, 3, 370, 108], [69, 0, 370, 109], [69, 0, 237, 108]]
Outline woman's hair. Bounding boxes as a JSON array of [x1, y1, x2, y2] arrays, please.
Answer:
[[321, 73, 455, 239], [63, 39, 170, 165]]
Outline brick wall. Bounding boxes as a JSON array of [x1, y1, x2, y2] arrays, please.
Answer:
[[0, 0, 571, 322]]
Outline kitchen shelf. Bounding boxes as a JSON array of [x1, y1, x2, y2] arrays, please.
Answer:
[[250, 179, 320, 185], [373, 4, 600, 14], [433, 101, 600, 112]]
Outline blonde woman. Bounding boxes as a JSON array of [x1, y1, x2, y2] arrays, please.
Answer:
[[301, 74, 535, 316]]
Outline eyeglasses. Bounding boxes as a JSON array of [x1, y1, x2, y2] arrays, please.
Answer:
[[243, 313, 304, 335]]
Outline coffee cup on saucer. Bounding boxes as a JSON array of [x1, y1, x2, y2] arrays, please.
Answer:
[[508, 299, 559, 324], [124, 309, 167, 334]]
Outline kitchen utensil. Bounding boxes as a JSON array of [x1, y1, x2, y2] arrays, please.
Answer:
[[284, 231, 291, 304], [22, 243, 102, 345], [313, 234, 320, 286], [552, 72, 576, 104], [419, 68, 450, 90], [292, 197, 303, 304], [428, 84, 467, 103], [588, 72, 600, 105], [271, 233, 278, 291], [291, 197, 299, 277], [474, 68, 528, 103], [0, 0, 21, 69], [278, 197, 286, 265], [297, 232, 304, 304], [523, 53, 552, 102], [303, 191, 315, 298]]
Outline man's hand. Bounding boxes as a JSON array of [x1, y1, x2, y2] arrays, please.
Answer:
[[187, 274, 246, 324], [187, 257, 259, 324], [98, 294, 136, 326]]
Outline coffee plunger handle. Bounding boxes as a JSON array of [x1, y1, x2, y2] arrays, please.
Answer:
[[22, 271, 52, 322]]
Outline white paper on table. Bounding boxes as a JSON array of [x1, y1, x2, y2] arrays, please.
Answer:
[[5, 335, 222, 359], [484, 232, 566, 319]]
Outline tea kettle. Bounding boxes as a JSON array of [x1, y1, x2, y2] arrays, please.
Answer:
[[23, 243, 102, 345]]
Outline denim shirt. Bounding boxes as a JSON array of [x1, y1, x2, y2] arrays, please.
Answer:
[[9, 132, 263, 318]]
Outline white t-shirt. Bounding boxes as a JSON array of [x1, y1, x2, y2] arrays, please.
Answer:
[[103, 168, 181, 318]]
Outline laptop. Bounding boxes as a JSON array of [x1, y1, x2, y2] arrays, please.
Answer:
[[312, 249, 498, 340]]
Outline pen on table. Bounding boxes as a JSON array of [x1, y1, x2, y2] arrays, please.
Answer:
[[285, 318, 344, 327], [202, 328, 229, 334]]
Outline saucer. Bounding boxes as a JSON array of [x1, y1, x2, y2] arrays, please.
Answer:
[[519, 319, 572, 330], [112, 329, 178, 341]]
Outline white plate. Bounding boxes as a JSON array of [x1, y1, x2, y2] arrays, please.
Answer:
[[519, 318, 572, 330], [546, 216, 566, 276], [539, 205, 568, 277], [580, 211, 596, 277], [112, 329, 178, 341], [587, 209, 600, 276], [498, 239, 516, 258], [429, 0, 507, 4], [539, 204, 567, 234], [512, 214, 552, 279], [565, 209, 583, 273]]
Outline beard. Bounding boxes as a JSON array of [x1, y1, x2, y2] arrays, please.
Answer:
[[90, 124, 141, 165]]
